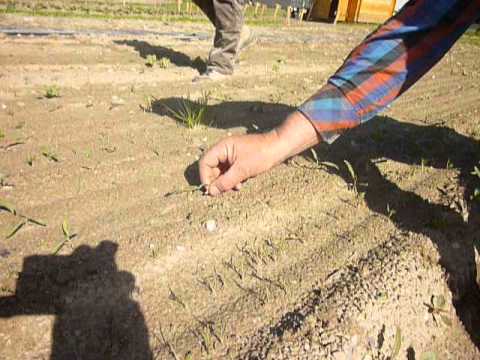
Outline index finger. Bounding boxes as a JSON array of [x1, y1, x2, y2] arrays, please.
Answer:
[[198, 142, 229, 185]]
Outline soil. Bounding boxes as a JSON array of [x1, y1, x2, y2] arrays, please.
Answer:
[[0, 14, 479, 360]]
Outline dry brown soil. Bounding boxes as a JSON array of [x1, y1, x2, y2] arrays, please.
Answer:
[[1, 14, 480, 360]]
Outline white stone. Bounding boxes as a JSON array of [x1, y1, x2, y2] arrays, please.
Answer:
[[205, 219, 217, 232]]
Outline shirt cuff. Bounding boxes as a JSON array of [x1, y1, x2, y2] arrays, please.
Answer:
[[298, 83, 361, 144]]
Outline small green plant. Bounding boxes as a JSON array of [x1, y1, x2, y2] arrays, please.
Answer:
[[163, 92, 210, 129], [53, 219, 76, 255], [158, 57, 171, 69], [0, 129, 4, 140], [391, 326, 402, 359], [446, 158, 454, 170], [426, 294, 452, 327], [41, 148, 59, 162], [386, 203, 396, 219], [420, 157, 430, 172], [472, 162, 480, 201], [141, 95, 154, 113], [420, 352, 438, 360], [344, 160, 359, 196], [45, 85, 60, 98], [145, 54, 157, 67], [26, 155, 35, 167]]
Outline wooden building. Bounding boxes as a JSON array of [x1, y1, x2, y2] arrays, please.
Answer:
[[309, 0, 402, 23]]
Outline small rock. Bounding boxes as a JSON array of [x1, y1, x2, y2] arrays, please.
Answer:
[[205, 219, 217, 232], [1, 104, 7, 110], [111, 96, 125, 106], [176, 245, 186, 252]]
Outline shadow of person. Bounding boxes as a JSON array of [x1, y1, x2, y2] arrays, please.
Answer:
[[114, 39, 206, 72], [313, 115, 480, 347], [154, 97, 294, 132], [0, 241, 152, 360]]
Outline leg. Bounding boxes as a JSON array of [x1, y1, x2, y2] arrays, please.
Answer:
[[192, 0, 216, 25], [208, 0, 245, 75]]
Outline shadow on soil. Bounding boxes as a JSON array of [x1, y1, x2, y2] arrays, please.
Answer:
[[114, 39, 206, 72], [0, 241, 153, 359], [163, 97, 480, 349], [321, 115, 480, 349]]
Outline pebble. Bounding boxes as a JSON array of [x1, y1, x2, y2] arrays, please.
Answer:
[[111, 96, 125, 106], [1, 104, 6, 110], [205, 219, 217, 232]]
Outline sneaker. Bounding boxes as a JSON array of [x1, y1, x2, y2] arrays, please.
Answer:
[[192, 68, 228, 83]]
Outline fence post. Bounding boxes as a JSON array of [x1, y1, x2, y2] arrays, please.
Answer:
[[273, 3, 281, 20], [254, 2, 260, 16], [286, 6, 292, 25]]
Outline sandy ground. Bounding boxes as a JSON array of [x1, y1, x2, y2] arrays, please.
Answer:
[[0, 14, 479, 360]]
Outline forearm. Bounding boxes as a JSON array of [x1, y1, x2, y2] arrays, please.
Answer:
[[299, 0, 480, 143], [267, 111, 321, 165]]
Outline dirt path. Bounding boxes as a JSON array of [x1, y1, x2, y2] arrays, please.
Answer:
[[0, 14, 479, 360]]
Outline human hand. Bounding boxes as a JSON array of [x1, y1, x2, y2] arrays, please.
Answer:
[[199, 131, 282, 196], [199, 111, 320, 196]]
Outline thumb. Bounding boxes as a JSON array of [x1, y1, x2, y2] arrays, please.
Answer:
[[208, 164, 246, 196]]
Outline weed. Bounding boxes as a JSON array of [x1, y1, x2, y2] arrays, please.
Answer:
[[41, 149, 59, 162], [53, 220, 76, 255], [425, 294, 452, 327], [446, 158, 454, 170], [471, 162, 480, 201], [26, 155, 35, 166], [420, 157, 430, 172], [145, 54, 157, 67], [391, 326, 402, 358], [45, 85, 60, 98], [0, 200, 16, 215], [6, 221, 26, 240], [158, 57, 171, 69], [386, 203, 396, 219], [420, 352, 438, 360], [344, 160, 359, 196], [140, 95, 154, 113], [168, 287, 187, 309], [163, 92, 210, 129]]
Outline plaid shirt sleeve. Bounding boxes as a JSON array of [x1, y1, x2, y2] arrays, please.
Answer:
[[298, 0, 480, 144]]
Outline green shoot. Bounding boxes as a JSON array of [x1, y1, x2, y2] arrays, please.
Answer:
[[344, 160, 358, 196], [42, 149, 59, 162], [141, 95, 154, 113], [53, 220, 76, 255], [5, 221, 26, 240], [0, 200, 16, 215], [145, 54, 157, 67], [163, 92, 210, 129], [420, 352, 437, 360], [45, 85, 60, 99], [391, 326, 402, 358], [0, 129, 4, 140], [158, 57, 171, 69], [426, 294, 452, 327], [386, 203, 396, 219], [26, 155, 35, 166]]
